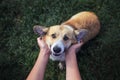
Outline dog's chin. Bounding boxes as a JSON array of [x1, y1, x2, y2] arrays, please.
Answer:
[[50, 53, 65, 61]]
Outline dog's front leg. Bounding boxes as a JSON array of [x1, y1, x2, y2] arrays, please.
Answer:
[[58, 61, 65, 70]]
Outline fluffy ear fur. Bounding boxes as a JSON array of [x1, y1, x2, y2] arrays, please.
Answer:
[[75, 29, 88, 42], [33, 25, 48, 37]]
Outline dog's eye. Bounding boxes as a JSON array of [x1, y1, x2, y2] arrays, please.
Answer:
[[63, 35, 69, 41], [51, 34, 56, 38]]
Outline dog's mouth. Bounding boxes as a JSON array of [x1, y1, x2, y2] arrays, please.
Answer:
[[51, 48, 67, 57], [50, 44, 68, 57], [53, 53, 61, 56], [50, 51, 66, 61], [51, 49, 66, 57]]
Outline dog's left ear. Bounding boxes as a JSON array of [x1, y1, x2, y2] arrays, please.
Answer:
[[75, 29, 88, 42], [33, 25, 48, 36]]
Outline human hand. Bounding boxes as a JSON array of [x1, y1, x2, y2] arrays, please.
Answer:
[[37, 37, 50, 55], [26, 37, 50, 80], [65, 41, 84, 60], [67, 41, 84, 54]]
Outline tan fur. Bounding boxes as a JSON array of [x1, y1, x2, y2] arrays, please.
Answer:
[[45, 25, 75, 48], [62, 11, 100, 42], [33, 11, 100, 63], [43, 11, 100, 48]]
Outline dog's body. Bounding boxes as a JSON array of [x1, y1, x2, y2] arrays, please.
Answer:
[[62, 11, 100, 42], [34, 11, 100, 69]]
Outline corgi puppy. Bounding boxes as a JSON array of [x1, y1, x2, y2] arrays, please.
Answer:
[[33, 11, 100, 69]]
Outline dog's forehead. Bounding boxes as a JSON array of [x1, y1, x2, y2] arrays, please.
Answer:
[[48, 25, 74, 34], [61, 25, 74, 33], [62, 25, 74, 31], [48, 25, 61, 34]]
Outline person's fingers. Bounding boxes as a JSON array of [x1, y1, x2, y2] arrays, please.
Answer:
[[74, 42, 84, 48], [37, 37, 41, 42], [37, 37, 45, 48], [71, 41, 84, 49], [37, 37, 45, 43]]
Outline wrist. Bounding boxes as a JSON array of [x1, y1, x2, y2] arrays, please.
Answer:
[[38, 49, 50, 59], [66, 52, 77, 63], [66, 57, 78, 69], [40, 48, 50, 54]]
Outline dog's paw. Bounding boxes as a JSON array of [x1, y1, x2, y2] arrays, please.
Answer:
[[58, 62, 65, 70]]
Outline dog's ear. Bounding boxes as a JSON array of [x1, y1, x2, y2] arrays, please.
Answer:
[[33, 25, 48, 36], [74, 29, 88, 42]]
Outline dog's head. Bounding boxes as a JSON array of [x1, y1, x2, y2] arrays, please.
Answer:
[[33, 25, 87, 61]]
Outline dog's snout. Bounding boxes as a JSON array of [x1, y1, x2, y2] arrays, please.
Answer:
[[53, 46, 61, 53]]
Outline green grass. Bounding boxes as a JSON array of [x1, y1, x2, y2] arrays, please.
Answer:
[[0, 0, 120, 80]]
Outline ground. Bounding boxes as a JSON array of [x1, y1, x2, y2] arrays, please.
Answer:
[[0, 0, 120, 80]]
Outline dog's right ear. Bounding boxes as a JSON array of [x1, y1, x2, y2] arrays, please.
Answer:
[[33, 25, 48, 36]]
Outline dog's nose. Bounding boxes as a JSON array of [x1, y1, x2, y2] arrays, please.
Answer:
[[53, 46, 61, 53]]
